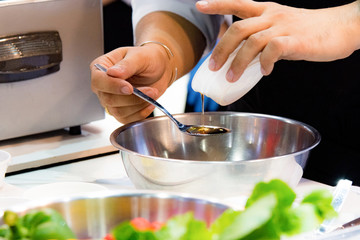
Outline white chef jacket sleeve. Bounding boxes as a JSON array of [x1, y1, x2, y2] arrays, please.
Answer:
[[132, 0, 223, 51]]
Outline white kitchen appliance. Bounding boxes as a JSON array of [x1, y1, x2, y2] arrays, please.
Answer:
[[0, 0, 105, 141]]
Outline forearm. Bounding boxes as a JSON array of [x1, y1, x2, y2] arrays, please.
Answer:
[[351, 0, 360, 51], [135, 11, 206, 79], [330, 0, 360, 59], [102, 0, 116, 6]]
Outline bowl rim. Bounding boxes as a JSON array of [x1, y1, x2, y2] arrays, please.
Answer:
[[0, 189, 231, 216], [110, 111, 321, 164]]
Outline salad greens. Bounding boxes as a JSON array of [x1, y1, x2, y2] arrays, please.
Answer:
[[0, 179, 337, 240], [110, 179, 337, 240], [0, 208, 75, 240]]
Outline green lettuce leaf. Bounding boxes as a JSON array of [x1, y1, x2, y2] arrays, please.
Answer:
[[218, 193, 277, 240], [155, 212, 211, 240], [112, 221, 158, 240], [0, 209, 75, 240], [301, 189, 338, 221]]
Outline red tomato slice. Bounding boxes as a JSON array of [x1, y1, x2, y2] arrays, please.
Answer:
[[130, 217, 165, 232], [150, 221, 165, 231], [130, 217, 153, 231], [103, 233, 115, 240]]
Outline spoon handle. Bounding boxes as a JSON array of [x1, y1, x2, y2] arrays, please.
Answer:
[[94, 64, 183, 128], [132, 88, 175, 120], [336, 216, 360, 230]]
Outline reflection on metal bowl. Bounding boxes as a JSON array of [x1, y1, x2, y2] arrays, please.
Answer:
[[110, 112, 321, 197], [0, 191, 229, 239]]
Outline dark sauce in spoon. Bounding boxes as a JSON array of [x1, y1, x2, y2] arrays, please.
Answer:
[[186, 125, 230, 135]]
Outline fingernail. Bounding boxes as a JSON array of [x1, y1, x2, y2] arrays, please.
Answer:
[[197, 1, 209, 6], [110, 65, 124, 72], [209, 58, 217, 71], [226, 69, 235, 82], [121, 86, 131, 95]]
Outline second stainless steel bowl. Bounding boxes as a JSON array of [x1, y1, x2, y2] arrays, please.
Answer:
[[0, 191, 229, 239]]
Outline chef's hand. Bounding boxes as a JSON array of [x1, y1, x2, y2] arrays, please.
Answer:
[[90, 45, 174, 124], [196, 0, 360, 80]]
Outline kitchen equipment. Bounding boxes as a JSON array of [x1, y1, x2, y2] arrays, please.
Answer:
[[0, 190, 230, 239], [0, 31, 62, 83], [110, 112, 321, 197], [0, 0, 104, 141], [94, 64, 230, 136], [0, 150, 11, 188]]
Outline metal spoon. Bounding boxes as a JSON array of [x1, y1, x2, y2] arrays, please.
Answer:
[[94, 64, 230, 136], [334, 216, 360, 231]]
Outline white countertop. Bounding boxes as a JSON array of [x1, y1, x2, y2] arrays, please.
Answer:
[[1, 153, 134, 199]]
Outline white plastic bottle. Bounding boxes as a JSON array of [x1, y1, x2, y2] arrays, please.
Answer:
[[191, 43, 263, 106]]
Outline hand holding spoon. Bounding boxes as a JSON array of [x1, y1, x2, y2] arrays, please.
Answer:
[[94, 64, 230, 136]]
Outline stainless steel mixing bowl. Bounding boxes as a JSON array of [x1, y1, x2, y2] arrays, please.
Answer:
[[110, 112, 321, 197], [0, 191, 229, 239]]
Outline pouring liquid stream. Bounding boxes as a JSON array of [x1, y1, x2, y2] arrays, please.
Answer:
[[185, 93, 230, 135], [201, 93, 205, 126]]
